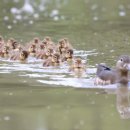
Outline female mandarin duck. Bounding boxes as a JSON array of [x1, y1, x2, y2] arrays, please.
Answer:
[[94, 55, 130, 85]]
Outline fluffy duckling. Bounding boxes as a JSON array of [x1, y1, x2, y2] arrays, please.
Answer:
[[62, 49, 74, 64], [28, 44, 36, 57], [57, 39, 67, 56], [6, 38, 16, 49], [69, 57, 86, 77], [57, 38, 72, 57], [43, 48, 54, 59], [0, 46, 10, 58], [43, 36, 56, 50], [10, 50, 28, 63], [94, 55, 130, 85], [43, 53, 60, 67], [19, 50, 29, 63], [36, 44, 46, 59]]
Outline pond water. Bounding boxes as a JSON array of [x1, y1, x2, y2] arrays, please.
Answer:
[[0, 0, 130, 130]]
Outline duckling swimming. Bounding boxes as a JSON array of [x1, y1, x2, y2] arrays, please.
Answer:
[[36, 44, 46, 59], [28, 44, 36, 57], [69, 57, 86, 77], [0, 46, 10, 59], [19, 50, 29, 63], [62, 49, 74, 64], [43, 53, 60, 67], [57, 39, 68, 57], [94, 55, 130, 85], [43, 48, 54, 60]]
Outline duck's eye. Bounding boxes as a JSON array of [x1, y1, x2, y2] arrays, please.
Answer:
[[120, 58, 123, 62]]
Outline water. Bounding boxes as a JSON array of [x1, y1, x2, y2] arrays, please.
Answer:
[[0, 0, 130, 130]]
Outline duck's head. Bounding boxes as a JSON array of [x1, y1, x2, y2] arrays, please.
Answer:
[[116, 55, 130, 85], [116, 55, 130, 71]]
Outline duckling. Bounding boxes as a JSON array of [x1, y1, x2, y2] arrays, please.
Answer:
[[10, 50, 28, 63], [43, 48, 54, 60], [0, 46, 10, 58], [28, 44, 36, 57], [42, 36, 56, 50], [57, 38, 72, 57], [9, 43, 24, 60], [57, 39, 67, 56], [43, 53, 60, 67], [62, 49, 74, 64], [94, 55, 130, 85], [19, 50, 28, 63], [6, 38, 16, 49], [36, 44, 46, 59], [69, 57, 86, 77]]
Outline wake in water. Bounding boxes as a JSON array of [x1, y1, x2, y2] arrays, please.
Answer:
[[0, 35, 102, 88]]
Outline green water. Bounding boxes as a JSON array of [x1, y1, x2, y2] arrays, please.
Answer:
[[0, 0, 130, 130]]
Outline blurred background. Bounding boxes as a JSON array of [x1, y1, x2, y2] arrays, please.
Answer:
[[0, 0, 130, 130]]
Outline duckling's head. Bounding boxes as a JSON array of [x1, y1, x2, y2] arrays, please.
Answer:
[[46, 48, 53, 56], [20, 50, 28, 60], [6, 38, 14, 47], [44, 36, 51, 42], [3, 46, 9, 53], [73, 58, 84, 68], [42, 37, 52, 47], [33, 37, 39, 44], [12, 41, 18, 49], [52, 53, 60, 63], [59, 39, 66, 48], [29, 44, 36, 52], [40, 44, 45, 50], [65, 49, 73, 58]]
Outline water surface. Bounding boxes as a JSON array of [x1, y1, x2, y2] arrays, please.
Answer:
[[0, 0, 130, 130]]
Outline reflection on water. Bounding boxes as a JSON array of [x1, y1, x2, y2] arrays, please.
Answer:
[[116, 83, 130, 119], [1, 0, 130, 130]]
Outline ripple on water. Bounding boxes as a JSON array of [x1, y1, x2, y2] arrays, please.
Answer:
[[0, 49, 119, 89]]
